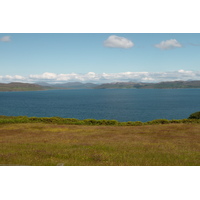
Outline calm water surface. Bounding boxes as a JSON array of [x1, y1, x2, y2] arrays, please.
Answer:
[[0, 89, 200, 122]]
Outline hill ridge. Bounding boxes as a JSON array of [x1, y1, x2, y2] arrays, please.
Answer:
[[1, 80, 200, 91]]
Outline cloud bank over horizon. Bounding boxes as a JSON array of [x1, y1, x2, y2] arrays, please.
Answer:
[[1, 70, 200, 84]]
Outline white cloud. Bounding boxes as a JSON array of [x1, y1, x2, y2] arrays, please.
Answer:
[[1, 70, 200, 83], [0, 36, 11, 42], [155, 39, 182, 50], [104, 35, 134, 49], [29, 72, 57, 80], [0, 75, 25, 82]]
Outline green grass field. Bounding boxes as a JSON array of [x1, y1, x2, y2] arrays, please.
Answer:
[[1, 122, 200, 166]]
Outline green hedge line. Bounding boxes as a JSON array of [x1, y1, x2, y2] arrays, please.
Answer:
[[1, 115, 200, 126]]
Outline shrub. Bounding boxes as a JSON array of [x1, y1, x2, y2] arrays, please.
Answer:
[[93, 119, 119, 125], [188, 111, 200, 119], [132, 121, 143, 126], [180, 119, 200, 124], [146, 119, 170, 125], [40, 117, 54, 123], [64, 118, 79, 124], [169, 119, 182, 123], [96, 119, 108, 125], [126, 121, 134, 126], [118, 122, 127, 126], [126, 121, 143, 126], [29, 117, 40, 122], [105, 120, 119, 125], [83, 119, 98, 125]]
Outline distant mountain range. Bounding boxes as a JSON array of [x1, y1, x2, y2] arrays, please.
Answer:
[[94, 81, 200, 89], [1, 80, 200, 91], [36, 82, 98, 89]]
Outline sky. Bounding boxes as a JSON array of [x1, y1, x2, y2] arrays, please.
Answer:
[[1, 33, 200, 83]]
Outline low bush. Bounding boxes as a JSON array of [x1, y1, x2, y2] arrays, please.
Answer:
[[29, 117, 40, 122], [1, 115, 200, 126], [96, 119, 107, 125], [180, 119, 200, 124], [62, 118, 80, 125], [146, 119, 170, 125], [83, 119, 98, 125], [104, 120, 119, 125], [188, 111, 200, 119], [126, 121, 143, 126], [169, 119, 182, 123]]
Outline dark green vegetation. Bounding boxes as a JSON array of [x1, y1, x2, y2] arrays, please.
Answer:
[[188, 111, 200, 119], [1, 115, 200, 125], [0, 82, 50, 91], [1, 122, 200, 166], [0, 116, 200, 166]]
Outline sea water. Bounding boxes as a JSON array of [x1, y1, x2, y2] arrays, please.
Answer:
[[0, 89, 200, 122]]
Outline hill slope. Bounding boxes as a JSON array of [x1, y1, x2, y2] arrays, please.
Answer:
[[0, 82, 49, 91], [2, 80, 200, 91], [94, 81, 200, 89]]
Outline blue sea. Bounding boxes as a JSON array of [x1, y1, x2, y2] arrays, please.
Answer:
[[0, 89, 200, 122]]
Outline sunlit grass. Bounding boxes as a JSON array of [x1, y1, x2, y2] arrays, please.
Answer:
[[0, 123, 200, 166]]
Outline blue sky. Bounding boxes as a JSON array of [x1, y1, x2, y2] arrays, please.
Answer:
[[1, 33, 200, 83]]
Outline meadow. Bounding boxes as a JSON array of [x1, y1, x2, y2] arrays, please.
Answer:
[[0, 116, 200, 166]]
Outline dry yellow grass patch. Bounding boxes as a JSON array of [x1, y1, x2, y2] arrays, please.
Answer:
[[0, 123, 200, 166]]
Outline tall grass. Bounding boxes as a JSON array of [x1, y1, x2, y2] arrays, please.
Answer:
[[1, 123, 200, 166]]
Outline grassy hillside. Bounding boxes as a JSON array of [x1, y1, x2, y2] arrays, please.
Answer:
[[0, 116, 200, 166], [0, 82, 51, 91], [2, 80, 200, 91]]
